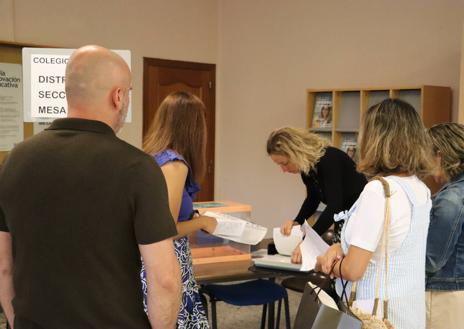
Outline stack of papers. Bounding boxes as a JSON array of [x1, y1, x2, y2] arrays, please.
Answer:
[[273, 226, 304, 256], [253, 222, 329, 272], [204, 211, 268, 245], [253, 253, 303, 271]]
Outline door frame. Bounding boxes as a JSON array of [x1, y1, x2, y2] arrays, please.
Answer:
[[143, 58, 216, 135], [142, 57, 216, 200]]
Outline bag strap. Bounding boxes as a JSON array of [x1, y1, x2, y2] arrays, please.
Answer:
[[348, 176, 391, 321], [313, 273, 335, 302], [338, 257, 351, 305]]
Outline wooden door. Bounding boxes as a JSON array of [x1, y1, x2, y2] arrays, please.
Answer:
[[143, 58, 216, 201]]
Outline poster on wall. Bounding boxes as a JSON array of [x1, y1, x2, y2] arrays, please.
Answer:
[[0, 63, 23, 151], [22, 48, 132, 123]]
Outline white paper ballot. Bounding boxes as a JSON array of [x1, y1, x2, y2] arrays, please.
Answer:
[[273, 226, 303, 256], [300, 222, 330, 271], [204, 211, 246, 237], [228, 222, 268, 245], [253, 253, 302, 271], [204, 211, 267, 245]]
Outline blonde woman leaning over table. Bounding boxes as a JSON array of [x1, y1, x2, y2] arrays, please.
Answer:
[[316, 98, 432, 329], [425, 123, 464, 329], [266, 127, 367, 262]]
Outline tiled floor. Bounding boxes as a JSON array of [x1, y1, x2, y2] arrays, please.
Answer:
[[0, 289, 302, 329]]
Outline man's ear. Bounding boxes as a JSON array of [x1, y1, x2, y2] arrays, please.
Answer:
[[111, 87, 123, 111]]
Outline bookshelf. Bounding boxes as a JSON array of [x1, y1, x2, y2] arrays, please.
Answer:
[[307, 86, 452, 160]]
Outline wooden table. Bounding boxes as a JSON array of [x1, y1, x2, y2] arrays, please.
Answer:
[[194, 259, 277, 284]]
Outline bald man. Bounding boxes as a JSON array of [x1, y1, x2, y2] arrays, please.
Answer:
[[0, 45, 181, 329]]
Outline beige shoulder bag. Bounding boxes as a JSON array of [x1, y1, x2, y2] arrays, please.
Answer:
[[347, 176, 395, 329]]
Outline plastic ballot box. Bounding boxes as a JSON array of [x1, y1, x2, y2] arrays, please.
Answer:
[[190, 201, 252, 265]]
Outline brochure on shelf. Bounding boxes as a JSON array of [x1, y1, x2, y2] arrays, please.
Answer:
[[312, 94, 332, 128]]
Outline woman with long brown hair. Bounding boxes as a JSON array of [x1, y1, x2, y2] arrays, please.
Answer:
[[141, 91, 216, 329]]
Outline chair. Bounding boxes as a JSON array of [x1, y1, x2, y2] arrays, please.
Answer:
[[281, 271, 331, 292], [281, 276, 310, 293], [201, 279, 291, 329]]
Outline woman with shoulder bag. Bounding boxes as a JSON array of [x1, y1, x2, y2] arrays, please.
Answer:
[[425, 123, 464, 329], [315, 98, 433, 329]]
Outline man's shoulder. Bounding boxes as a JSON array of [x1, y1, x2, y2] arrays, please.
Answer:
[[114, 138, 147, 157], [111, 138, 159, 170], [2, 132, 46, 160]]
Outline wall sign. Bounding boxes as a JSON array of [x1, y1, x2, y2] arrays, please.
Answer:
[[0, 63, 23, 151], [22, 48, 132, 123]]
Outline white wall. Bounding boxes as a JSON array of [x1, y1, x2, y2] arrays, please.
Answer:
[[216, 0, 464, 231], [0, 0, 14, 39], [2, 0, 464, 233], [1, 0, 218, 147]]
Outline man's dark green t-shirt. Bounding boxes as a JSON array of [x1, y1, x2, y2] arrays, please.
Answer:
[[0, 118, 176, 329]]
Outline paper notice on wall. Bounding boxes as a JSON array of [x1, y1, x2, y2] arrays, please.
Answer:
[[0, 63, 23, 151], [29, 54, 68, 119], [22, 48, 132, 123]]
